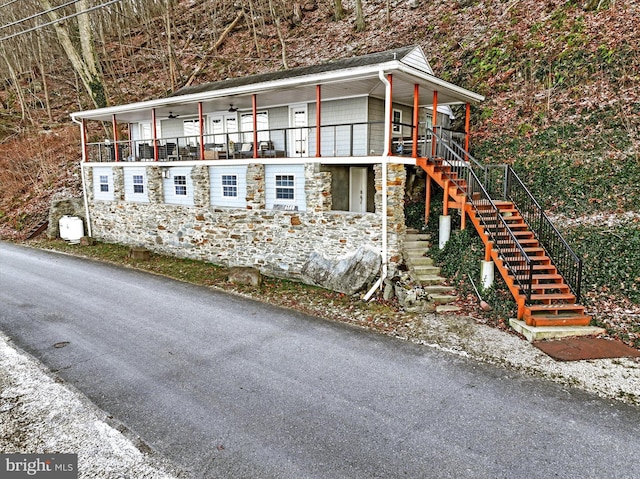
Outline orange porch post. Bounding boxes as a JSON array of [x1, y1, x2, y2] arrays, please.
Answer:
[[198, 102, 205, 160], [387, 74, 393, 154], [412, 84, 419, 157], [443, 179, 449, 216], [152, 108, 159, 161], [316, 85, 321, 158], [464, 102, 471, 161], [112, 114, 120, 162], [425, 176, 431, 224], [431, 90, 438, 157], [252, 94, 258, 159]]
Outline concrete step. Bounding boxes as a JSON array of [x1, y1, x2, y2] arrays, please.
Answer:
[[406, 256, 435, 266], [405, 233, 431, 241], [423, 285, 456, 295], [430, 293, 458, 305], [416, 274, 449, 286], [436, 304, 462, 314], [404, 240, 430, 250], [413, 265, 441, 276]]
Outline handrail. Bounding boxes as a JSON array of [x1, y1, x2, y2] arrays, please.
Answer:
[[426, 129, 534, 300], [503, 166, 583, 301]]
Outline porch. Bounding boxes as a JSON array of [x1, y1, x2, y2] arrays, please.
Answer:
[[85, 123, 465, 163]]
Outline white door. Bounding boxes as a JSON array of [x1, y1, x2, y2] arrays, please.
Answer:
[[289, 105, 307, 157], [349, 167, 368, 213], [209, 113, 238, 154]]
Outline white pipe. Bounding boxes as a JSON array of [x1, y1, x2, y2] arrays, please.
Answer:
[[73, 116, 92, 238], [364, 70, 392, 301]]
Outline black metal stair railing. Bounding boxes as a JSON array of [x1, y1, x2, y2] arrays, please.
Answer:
[[426, 130, 534, 300], [484, 165, 583, 302]]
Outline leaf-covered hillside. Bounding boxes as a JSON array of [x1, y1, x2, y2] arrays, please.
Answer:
[[0, 1, 638, 324]]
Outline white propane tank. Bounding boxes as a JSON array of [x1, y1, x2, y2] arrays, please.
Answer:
[[59, 216, 84, 243]]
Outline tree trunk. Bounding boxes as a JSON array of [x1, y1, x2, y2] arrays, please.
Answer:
[[38, 0, 106, 108], [355, 0, 366, 32], [335, 0, 345, 20], [268, 0, 288, 69]]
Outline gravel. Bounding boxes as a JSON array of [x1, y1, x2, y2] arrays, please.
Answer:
[[1, 291, 639, 478]]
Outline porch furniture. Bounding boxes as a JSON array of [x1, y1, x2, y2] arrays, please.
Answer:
[[138, 144, 154, 160]]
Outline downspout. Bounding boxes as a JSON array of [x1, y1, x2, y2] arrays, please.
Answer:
[[364, 70, 391, 301], [72, 116, 93, 238]]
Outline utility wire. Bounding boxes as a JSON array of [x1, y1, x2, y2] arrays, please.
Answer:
[[0, 0, 21, 10], [0, 0, 81, 31], [0, 0, 123, 42]]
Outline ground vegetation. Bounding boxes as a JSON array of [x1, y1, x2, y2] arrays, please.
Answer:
[[0, 0, 637, 346]]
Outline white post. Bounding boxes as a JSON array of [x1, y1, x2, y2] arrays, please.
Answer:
[[481, 260, 495, 289], [438, 215, 451, 249]]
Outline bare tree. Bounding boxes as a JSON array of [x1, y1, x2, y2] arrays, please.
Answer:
[[355, 0, 366, 32], [38, 0, 106, 107], [334, 0, 345, 21]]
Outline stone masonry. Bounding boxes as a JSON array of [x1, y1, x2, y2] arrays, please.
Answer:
[[83, 161, 407, 291]]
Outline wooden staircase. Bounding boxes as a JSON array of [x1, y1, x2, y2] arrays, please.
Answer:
[[416, 157, 591, 328]]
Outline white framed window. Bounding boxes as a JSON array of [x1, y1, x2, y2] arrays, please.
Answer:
[[210, 166, 247, 208], [124, 167, 149, 202], [275, 175, 295, 200], [222, 175, 238, 197], [138, 121, 161, 142], [265, 165, 306, 211], [183, 119, 200, 146], [162, 167, 193, 205], [240, 111, 269, 143], [93, 167, 114, 201], [392, 109, 402, 133], [174, 175, 187, 196], [133, 175, 144, 194], [99, 175, 109, 192]]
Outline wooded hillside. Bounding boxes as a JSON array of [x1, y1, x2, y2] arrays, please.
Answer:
[[0, 1, 638, 321]]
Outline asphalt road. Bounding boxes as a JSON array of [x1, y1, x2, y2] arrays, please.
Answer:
[[1, 242, 639, 479]]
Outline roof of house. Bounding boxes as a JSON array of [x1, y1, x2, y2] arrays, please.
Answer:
[[169, 46, 427, 98], [71, 45, 484, 122]]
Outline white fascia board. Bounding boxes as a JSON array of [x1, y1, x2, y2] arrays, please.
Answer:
[[72, 62, 405, 121], [397, 64, 485, 105]]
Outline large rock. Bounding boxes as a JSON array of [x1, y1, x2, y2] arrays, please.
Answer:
[[300, 246, 381, 295]]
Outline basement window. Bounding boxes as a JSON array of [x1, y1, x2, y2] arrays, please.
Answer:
[[133, 175, 144, 194], [222, 175, 238, 197], [275, 175, 295, 200], [99, 175, 109, 192], [174, 175, 187, 196]]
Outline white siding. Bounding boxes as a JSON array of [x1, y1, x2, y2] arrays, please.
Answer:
[[123, 167, 149, 203], [163, 167, 194, 206], [400, 46, 433, 74], [311, 98, 368, 156], [93, 167, 114, 201], [210, 165, 247, 208], [265, 164, 306, 212]]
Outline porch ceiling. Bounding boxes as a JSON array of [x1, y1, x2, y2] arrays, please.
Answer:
[[73, 66, 482, 124]]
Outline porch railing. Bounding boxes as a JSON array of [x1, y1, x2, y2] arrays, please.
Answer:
[[85, 121, 436, 162]]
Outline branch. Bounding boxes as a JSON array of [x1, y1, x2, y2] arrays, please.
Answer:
[[182, 10, 244, 88]]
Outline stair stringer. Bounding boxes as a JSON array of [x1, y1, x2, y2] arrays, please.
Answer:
[[416, 157, 591, 327]]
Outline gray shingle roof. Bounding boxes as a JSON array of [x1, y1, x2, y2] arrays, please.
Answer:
[[168, 46, 417, 98]]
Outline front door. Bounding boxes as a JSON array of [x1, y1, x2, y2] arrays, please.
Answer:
[[289, 105, 308, 157], [349, 167, 368, 213]]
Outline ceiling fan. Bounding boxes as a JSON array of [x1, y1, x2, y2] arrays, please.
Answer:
[[228, 104, 238, 113], [167, 112, 179, 119]]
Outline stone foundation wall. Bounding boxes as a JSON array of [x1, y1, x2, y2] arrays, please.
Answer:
[[84, 161, 406, 286]]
